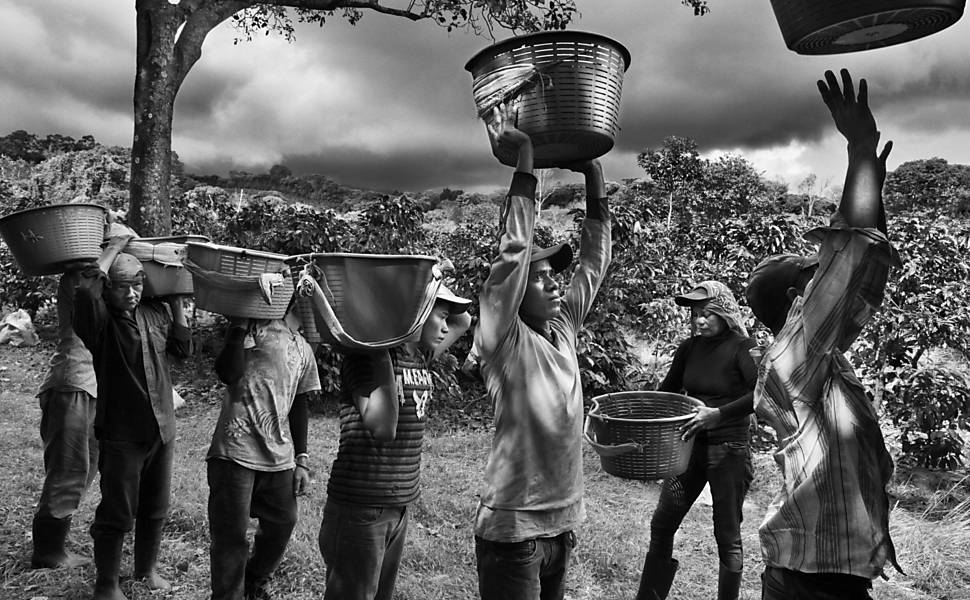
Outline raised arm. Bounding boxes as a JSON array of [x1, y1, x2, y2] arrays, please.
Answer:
[[558, 159, 612, 328], [477, 104, 537, 354], [818, 69, 893, 233], [214, 318, 250, 386], [347, 350, 399, 442], [433, 310, 472, 360]]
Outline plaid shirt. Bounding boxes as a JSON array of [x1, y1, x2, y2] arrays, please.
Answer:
[[754, 213, 902, 579]]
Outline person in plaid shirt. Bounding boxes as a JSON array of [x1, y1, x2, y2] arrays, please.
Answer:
[[746, 69, 902, 600]]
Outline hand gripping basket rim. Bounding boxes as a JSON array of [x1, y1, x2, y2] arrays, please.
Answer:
[[286, 252, 442, 350], [584, 391, 704, 481]]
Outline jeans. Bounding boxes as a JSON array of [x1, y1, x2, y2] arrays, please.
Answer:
[[35, 390, 98, 520], [761, 567, 873, 600], [475, 531, 577, 600], [90, 435, 173, 537], [318, 499, 408, 600], [647, 440, 753, 572], [207, 459, 298, 600]]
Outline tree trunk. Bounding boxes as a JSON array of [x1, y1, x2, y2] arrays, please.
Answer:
[[131, 1, 183, 236]]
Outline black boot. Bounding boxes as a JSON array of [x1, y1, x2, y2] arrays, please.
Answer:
[[93, 533, 127, 600], [635, 554, 679, 600], [30, 515, 90, 569], [717, 566, 742, 600], [132, 518, 171, 591]]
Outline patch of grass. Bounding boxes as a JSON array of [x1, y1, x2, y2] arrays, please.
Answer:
[[1, 341, 967, 599]]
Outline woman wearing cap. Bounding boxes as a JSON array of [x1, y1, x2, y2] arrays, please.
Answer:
[[318, 284, 471, 600], [636, 281, 757, 600]]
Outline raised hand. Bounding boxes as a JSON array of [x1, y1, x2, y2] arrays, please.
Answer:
[[486, 103, 531, 151], [817, 69, 880, 148]]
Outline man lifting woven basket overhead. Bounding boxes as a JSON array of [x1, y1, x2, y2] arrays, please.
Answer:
[[470, 102, 612, 600]]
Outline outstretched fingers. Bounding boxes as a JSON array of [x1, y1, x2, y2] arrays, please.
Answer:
[[839, 68, 855, 104], [879, 139, 894, 165]]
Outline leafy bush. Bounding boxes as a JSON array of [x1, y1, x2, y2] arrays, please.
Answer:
[[884, 366, 970, 469]]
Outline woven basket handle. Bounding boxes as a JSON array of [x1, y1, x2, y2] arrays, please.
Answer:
[[583, 413, 643, 457]]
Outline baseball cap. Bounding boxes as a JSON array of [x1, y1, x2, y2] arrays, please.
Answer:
[[531, 242, 573, 274], [435, 284, 472, 315], [745, 253, 819, 332], [107, 253, 145, 284]]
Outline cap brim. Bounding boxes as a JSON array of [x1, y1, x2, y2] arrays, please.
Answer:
[[531, 243, 573, 273], [674, 288, 711, 306], [435, 286, 472, 314]]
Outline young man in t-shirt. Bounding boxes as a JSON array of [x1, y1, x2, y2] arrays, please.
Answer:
[[206, 306, 322, 600], [73, 240, 192, 600], [317, 285, 471, 600], [472, 104, 611, 599]]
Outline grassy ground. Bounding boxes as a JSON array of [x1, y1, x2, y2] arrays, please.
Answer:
[[1, 339, 968, 600]]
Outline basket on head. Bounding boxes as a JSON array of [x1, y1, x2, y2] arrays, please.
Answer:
[[584, 391, 704, 481], [465, 31, 631, 168], [770, 0, 965, 54], [125, 235, 210, 297], [0, 204, 107, 276], [286, 253, 442, 351], [184, 242, 293, 319]]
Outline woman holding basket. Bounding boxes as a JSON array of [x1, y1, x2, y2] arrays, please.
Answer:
[[636, 281, 757, 600]]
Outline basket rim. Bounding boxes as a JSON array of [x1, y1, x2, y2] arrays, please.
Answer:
[[185, 241, 287, 261], [137, 235, 211, 244], [588, 391, 704, 424], [0, 203, 107, 224], [464, 30, 631, 73], [285, 252, 439, 264]]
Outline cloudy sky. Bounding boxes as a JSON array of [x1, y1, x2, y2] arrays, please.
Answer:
[[1, 1, 968, 195]]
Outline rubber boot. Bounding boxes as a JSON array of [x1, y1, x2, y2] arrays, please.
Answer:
[[132, 518, 171, 591], [717, 566, 743, 600], [635, 555, 679, 600], [30, 516, 90, 569], [93, 533, 127, 600]]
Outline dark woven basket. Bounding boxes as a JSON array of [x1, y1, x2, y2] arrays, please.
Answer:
[[770, 0, 965, 54], [465, 31, 631, 168], [285, 253, 440, 350], [186, 242, 293, 319], [585, 391, 703, 481], [0, 204, 107, 276]]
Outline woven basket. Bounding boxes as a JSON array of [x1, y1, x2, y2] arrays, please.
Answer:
[[0, 204, 107, 276], [465, 31, 631, 168], [770, 0, 965, 54], [286, 253, 441, 350], [128, 235, 210, 297], [584, 391, 703, 481], [185, 242, 293, 319]]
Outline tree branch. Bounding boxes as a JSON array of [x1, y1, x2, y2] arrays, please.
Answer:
[[173, 0, 254, 88]]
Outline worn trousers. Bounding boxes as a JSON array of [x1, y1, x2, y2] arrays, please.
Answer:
[[35, 390, 98, 520], [89, 435, 173, 538], [762, 567, 873, 600], [207, 459, 298, 600], [318, 499, 409, 600], [646, 440, 753, 572], [475, 531, 577, 600]]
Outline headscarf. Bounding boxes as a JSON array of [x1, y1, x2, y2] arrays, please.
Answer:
[[675, 280, 747, 337]]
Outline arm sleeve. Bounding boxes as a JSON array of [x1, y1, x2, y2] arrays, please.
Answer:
[[166, 322, 193, 358], [341, 352, 377, 401], [802, 212, 901, 356], [72, 278, 108, 351], [716, 337, 758, 421], [658, 338, 690, 393], [288, 392, 309, 456], [476, 172, 537, 356], [214, 327, 249, 385], [560, 212, 612, 334]]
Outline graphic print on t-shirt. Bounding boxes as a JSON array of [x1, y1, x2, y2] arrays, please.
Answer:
[[396, 365, 433, 419]]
